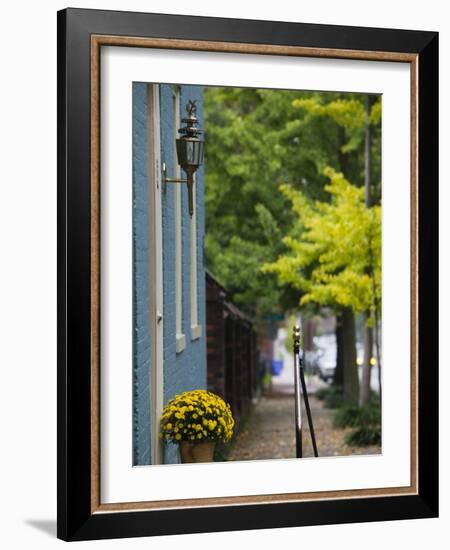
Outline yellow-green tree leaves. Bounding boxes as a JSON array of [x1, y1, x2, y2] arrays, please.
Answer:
[[264, 168, 381, 322]]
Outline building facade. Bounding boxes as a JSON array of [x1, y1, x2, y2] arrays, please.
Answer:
[[132, 83, 207, 466]]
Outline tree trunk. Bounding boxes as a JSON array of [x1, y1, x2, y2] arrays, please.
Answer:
[[359, 94, 375, 409], [333, 312, 344, 387], [374, 312, 382, 404], [342, 307, 358, 402], [303, 318, 314, 351], [359, 318, 373, 407]]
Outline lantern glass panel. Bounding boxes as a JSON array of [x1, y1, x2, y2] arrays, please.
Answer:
[[186, 141, 194, 163], [176, 138, 204, 169], [196, 141, 204, 166]]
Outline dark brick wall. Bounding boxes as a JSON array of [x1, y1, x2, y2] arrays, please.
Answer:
[[206, 273, 259, 431]]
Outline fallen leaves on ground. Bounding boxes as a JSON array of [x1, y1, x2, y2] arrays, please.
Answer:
[[227, 394, 381, 461]]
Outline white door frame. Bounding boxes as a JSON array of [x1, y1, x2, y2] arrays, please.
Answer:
[[147, 84, 164, 464]]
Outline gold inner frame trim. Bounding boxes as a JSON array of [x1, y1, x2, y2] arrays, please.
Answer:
[[90, 34, 419, 514]]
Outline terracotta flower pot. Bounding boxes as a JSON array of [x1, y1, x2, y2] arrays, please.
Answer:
[[179, 440, 216, 463]]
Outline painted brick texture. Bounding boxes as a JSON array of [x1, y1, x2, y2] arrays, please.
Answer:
[[132, 83, 152, 465], [160, 85, 207, 464], [133, 83, 207, 465]]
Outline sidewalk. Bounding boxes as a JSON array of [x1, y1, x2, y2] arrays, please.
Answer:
[[227, 389, 381, 461], [228, 332, 381, 462]]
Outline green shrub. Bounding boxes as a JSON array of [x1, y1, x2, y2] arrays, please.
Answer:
[[315, 387, 332, 401], [334, 404, 381, 428], [334, 405, 361, 428], [369, 390, 381, 406], [314, 386, 333, 401], [315, 386, 345, 408], [345, 425, 381, 446], [324, 388, 346, 409], [334, 399, 381, 447]]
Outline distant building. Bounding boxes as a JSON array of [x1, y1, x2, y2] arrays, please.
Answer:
[[206, 272, 259, 432]]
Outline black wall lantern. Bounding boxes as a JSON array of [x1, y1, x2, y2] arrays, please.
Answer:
[[163, 100, 205, 217]]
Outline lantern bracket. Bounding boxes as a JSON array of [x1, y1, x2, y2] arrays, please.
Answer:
[[162, 162, 195, 217], [162, 162, 188, 189]]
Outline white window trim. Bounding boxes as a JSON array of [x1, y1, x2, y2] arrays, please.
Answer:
[[176, 333, 186, 353], [190, 173, 202, 341], [147, 84, 164, 465], [173, 87, 186, 353], [191, 324, 202, 340]]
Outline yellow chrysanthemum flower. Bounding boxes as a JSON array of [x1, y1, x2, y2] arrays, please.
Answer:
[[160, 389, 234, 443]]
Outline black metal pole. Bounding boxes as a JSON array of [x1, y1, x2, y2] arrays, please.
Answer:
[[299, 358, 319, 458], [293, 326, 302, 458], [293, 325, 319, 459], [294, 348, 302, 458]]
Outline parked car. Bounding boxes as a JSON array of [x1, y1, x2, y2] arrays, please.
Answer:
[[309, 334, 379, 385], [315, 347, 336, 383], [313, 333, 337, 383], [303, 350, 320, 375]]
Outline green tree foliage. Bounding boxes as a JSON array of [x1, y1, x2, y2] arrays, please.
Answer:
[[291, 95, 382, 200], [204, 87, 381, 315], [263, 168, 381, 322]]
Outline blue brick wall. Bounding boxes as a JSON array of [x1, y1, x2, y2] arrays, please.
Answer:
[[160, 85, 207, 464], [132, 83, 207, 466], [132, 83, 151, 465]]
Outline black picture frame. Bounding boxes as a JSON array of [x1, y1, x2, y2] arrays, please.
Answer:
[[57, 7, 438, 541]]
